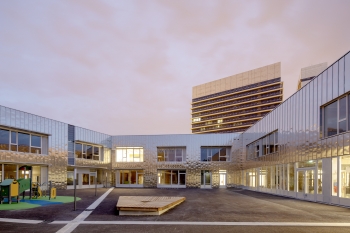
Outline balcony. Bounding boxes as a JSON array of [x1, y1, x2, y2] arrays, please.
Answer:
[[192, 97, 282, 114], [193, 105, 278, 122], [192, 77, 281, 103], [192, 85, 282, 108], [191, 112, 268, 128], [192, 91, 282, 110], [192, 126, 250, 133], [192, 99, 281, 118]]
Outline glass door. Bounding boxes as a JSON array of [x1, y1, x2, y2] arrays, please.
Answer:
[[219, 170, 227, 188], [201, 170, 211, 188], [297, 168, 316, 201]]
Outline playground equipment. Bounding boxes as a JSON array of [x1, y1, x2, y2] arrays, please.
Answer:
[[17, 178, 31, 199], [31, 180, 56, 200], [0, 179, 19, 204], [31, 182, 42, 198], [0, 178, 56, 204]]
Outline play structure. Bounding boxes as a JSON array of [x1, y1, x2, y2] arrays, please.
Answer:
[[0, 178, 57, 204], [0, 166, 56, 204]]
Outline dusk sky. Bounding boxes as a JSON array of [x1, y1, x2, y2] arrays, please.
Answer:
[[1, 0, 350, 135]]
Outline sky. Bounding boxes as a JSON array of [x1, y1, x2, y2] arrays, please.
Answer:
[[1, 0, 350, 135]]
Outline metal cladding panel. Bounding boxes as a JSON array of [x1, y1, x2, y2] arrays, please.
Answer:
[[112, 133, 240, 188], [333, 61, 339, 99], [75, 126, 112, 148], [339, 57, 345, 96], [345, 53, 350, 93]]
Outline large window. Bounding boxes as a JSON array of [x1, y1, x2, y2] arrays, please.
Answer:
[[246, 131, 279, 159], [117, 170, 144, 187], [200, 147, 230, 162], [116, 147, 144, 162], [322, 95, 350, 137], [157, 147, 185, 162], [75, 143, 101, 161], [0, 128, 44, 154], [157, 170, 186, 187]]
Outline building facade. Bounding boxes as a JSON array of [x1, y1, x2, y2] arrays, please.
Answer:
[[297, 62, 328, 90], [232, 51, 350, 207], [191, 63, 283, 134], [0, 108, 239, 190]]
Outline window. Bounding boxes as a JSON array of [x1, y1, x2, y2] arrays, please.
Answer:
[[117, 170, 144, 186], [0, 129, 9, 151], [18, 133, 30, 153], [0, 128, 44, 155], [75, 143, 83, 158], [116, 147, 144, 162], [157, 147, 185, 162], [11, 131, 17, 151], [75, 142, 101, 161], [31, 135, 41, 154], [193, 117, 201, 122], [322, 94, 350, 137], [157, 170, 186, 187], [201, 147, 230, 162], [246, 131, 279, 160]]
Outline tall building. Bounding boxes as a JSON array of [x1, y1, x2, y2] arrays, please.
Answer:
[[297, 62, 328, 90], [191, 63, 283, 134]]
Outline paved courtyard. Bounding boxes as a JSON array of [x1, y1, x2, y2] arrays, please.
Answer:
[[0, 188, 350, 232]]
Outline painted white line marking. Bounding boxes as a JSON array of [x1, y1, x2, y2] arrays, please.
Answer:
[[87, 187, 114, 209], [56, 187, 114, 233], [51, 221, 70, 224], [0, 218, 43, 224], [50, 221, 350, 227]]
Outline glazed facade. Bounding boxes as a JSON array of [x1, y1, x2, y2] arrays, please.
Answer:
[[232, 51, 350, 206]]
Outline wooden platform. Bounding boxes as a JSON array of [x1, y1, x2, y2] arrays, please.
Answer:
[[116, 196, 186, 215]]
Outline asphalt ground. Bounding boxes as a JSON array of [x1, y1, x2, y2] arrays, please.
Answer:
[[0, 188, 350, 232]]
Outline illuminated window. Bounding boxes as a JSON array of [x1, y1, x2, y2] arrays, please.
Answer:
[[116, 147, 144, 162], [193, 117, 201, 122]]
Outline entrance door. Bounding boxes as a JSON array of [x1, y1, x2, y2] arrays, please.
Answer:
[[297, 168, 315, 201], [201, 170, 211, 188], [219, 170, 227, 188], [90, 172, 96, 187]]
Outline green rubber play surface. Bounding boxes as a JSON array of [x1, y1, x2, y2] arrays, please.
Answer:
[[0, 196, 81, 210]]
